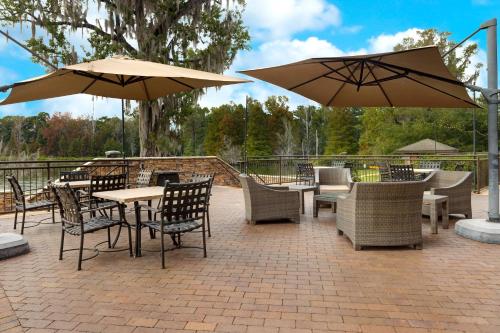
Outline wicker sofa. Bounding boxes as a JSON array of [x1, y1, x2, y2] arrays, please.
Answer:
[[315, 167, 353, 193], [423, 170, 472, 218], [239, 174, 300, 224], [336, 181, 426, 250]]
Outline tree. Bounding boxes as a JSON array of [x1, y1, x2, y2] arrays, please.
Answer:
[[246, 99, 272, 157], [0, 0, 250, 156], [324, 108, 359, 155]]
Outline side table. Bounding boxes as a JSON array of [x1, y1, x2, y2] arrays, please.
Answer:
[[423, 194, 449, 234]]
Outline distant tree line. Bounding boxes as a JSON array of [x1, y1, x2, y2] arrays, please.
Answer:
[[0, 97, 487, 161]]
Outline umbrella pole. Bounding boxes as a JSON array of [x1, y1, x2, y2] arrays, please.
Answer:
[[121, 99, 126, 158], [486, 19, 499, 222]]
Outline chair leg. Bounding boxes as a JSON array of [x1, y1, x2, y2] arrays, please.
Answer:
[[21, 211, 26, 235], [59, 229, 65, 260], [107, 227, 111, 248], [354, 244, 362, 251], [52, 205, 55, 223], [111, 224, 122, 248], [160, 230, 165, 269], [13, 210, 18, 230], [337, 229, 343, 236], [127, 224, 133, 257], [206, 209, 211, 238], [202, 218, 207, 258], [78, 234, 85, 271], [414, 243, 423, 250]]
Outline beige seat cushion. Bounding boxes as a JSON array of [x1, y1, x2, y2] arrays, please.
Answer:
[[320, 185, 350, 193]]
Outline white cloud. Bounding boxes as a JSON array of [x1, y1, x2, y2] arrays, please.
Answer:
[[367, 28, 422, 53], [244, 0, 341, 40], [40, 95, 124, 118]]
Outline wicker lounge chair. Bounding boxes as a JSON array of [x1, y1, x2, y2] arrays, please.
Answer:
[[336, 181, 426, 250], [315, 167, 352, 193], [239, 174, 300, 224], [423, 170, 472, 218]]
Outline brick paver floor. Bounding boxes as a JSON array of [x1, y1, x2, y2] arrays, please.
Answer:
[[0, 186, 499, 333]]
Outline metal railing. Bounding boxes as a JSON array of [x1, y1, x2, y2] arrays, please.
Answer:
[[232, 154, 489, 192], [0, 159, 129, 213]]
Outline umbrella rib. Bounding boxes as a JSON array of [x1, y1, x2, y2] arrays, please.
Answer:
[[126, 76, 152, 85], [320, 62, 353, 82], [167, 77, 195, 90], [367, 59, 466, 86], [366, 63, 393, 107], [80, 73, 103, 94], [142, 80, 151, 100], [326, 61, 363, 106], [367, 62, 476, 107], [403, 74, 478, 107], [287, 62, 358, 91], [73, 71, 123, 86]]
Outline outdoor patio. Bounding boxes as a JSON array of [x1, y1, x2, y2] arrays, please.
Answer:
[[0, 186, 499, 333]]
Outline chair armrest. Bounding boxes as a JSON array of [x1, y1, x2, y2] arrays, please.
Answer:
[[263, 184, 289, 191], [137, 204, 161, 214]]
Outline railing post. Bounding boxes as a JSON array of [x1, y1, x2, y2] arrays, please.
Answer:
[[279, 156, 282, 184], [47, 161, 51, 181]]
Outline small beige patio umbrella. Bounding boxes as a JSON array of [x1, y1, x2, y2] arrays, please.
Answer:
[[239, 46, 476, 108], [0, 55, 250, 155]]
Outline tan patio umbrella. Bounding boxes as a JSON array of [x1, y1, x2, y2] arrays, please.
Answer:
[[0, 55, 250, 155], [239, 46, 476, 108]]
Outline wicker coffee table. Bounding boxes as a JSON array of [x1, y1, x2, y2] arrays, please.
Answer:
[[313, 192, 347, 217], [288, 184, 319, 214]]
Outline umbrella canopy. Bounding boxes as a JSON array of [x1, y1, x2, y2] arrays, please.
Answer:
[[0, 55, 250, 105], [239, 46, 477, 108]]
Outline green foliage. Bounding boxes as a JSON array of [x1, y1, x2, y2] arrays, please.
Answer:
[[324, 108, 359, 155], [0, 0, 250, 156]]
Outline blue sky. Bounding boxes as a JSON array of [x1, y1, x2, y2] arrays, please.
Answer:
[[0, 0, 499, 117]]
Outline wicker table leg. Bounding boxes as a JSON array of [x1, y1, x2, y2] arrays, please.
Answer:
[[430, 203, 438, 234], [301, 190, 305, 215], [313, 198, 318, 218], [442, 200, 449, 229]]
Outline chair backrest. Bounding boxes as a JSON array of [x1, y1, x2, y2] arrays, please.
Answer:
[[350, 181, 425, 219], [48, 180, 64, 213], [189, 173, 215, 203], [425, 170, 472, 190], [418, 160, 441, 170], [59, 170, 90, 182], [316, 167, 351, 186], [159, 180, 211, 222], [331, 160, 346, 168], [7, 175, 24, 206], [136, 169, 154, 187], [389, 164, 416, 181], [54, 184, 82, 228], [89, 174, 127, 195], [296, 163, 315, 185], [376, 162, 391, 182]]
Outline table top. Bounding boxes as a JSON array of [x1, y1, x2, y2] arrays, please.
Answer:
[[414, 168, 436, 173], [288, 184, 318, 191], [53, 180, 91, 188], [423, 194, 448, 203], [92, 186, 164, 203], [314, 192, 348, 201]]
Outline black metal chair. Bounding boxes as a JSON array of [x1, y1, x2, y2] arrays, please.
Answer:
[[296, 163, 315, 185], [7, 175, 56, 234], [140, 180, 211, 269], [376, 162, 391, 182], [389, 164, 416, 181], [81, 174, 127, 216], [59, 170, 90, 182], [53, 183, 132, 270], [188, 173, 215, 237]]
